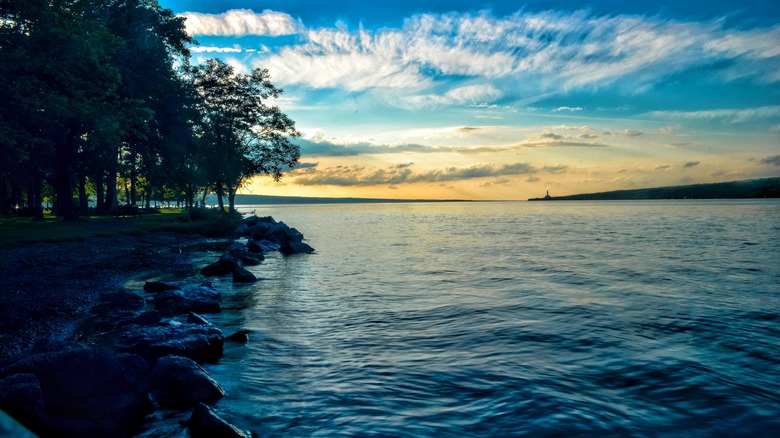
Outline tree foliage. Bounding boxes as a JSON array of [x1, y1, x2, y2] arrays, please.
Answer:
[[0, 0, 300, 219], [190, 59, 300, 213]]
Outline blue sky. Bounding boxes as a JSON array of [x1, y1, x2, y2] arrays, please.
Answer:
[[160, 0, 780, 199]]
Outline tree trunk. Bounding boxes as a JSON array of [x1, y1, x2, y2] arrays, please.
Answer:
[[130, 151, 137, 205], [105, 153, 118, 213], [186, 182, 194, 209], [32, 172, 43, 220], [78, 174, 89, 215], [54, 136, 77, 221], [227, 183, 237, 214], [95, 171, 104, 214], [215, 182, 225, 211]]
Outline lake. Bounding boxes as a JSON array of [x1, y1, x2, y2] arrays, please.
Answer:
[[143, 200, 780, 437]]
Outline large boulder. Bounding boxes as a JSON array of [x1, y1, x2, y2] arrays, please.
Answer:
[[200, 255, 241, 276], [1, 345, 151, 437], [232, 266, 257, 283], [152, 283, 222, 316], [233, 223, 250, 237], [245, 238, 265, 254], [149, 355, 224, 407], [114, 322, 224, 365], [280, 241, 316, 256], [187, 403, 251, 438]]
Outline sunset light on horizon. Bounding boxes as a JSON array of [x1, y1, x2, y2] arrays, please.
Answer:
[[161, 0, 780, 200]]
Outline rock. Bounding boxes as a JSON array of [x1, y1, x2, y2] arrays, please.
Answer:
[[230, 241, 264, 263], [233, 223, 250, 237], [127, 310, 162, 326], [115, 322, 224, 365], [248, 221, 275, 241], [0, 373, 47, 435], [144, 281, 182, 293], [149, 355, 224, 407], [232, 266, 257, 283], [187, 403, 251, 438], [255, 239, 280, 252], [238, 254, 262, 266], [280, 241, 315, 256], [90, 289, 145, 314], [200, 255, 240, 276], [226, 330, 251, 343], [152, 283, 222, 316], [2, 345, 151, 437], [187, 312, 211, 325], [245, 239, 264, 254]]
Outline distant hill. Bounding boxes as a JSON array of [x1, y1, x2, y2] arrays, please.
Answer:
[[232, 194, 471, 205], [529, 177, 780, 201]]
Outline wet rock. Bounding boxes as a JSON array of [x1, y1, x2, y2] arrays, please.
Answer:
[[233, 223, 250, 237], [127, 310, 162, 326], [232, 266, 257, 283], [255, 239, 280, 252], [152, 283, 221, 317], [200, 255, 240, 276], [280, 241, 315, 256], [238, 254, 262, 266], [187, 403, 251, 438], [115, 322, 224, 365], [226, 330, 251, 343], [0, 373, 47, 435], [144, 281, 181, 293], [2, 345, 151, 437], [245, 239, 264, 254], [187, 312, 211, 325], [149, 355, 224, 407]]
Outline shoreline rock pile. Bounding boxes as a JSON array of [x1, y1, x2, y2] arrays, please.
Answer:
[[201, 215, 315, 284], [0, 215, 313, 437]]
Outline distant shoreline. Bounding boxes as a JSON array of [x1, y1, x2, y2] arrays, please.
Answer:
[[528, 177, 780, 201]]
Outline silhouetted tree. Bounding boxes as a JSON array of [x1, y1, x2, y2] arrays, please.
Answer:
[[190, 59, 300, 213]]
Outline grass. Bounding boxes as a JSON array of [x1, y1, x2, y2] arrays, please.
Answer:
[[0, 208, 243, 247]]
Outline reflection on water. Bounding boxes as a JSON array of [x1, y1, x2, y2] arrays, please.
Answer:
[[149, 200, 780, 436]]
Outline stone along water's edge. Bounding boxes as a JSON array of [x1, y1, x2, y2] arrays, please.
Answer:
[[0, 215, 314, 437]]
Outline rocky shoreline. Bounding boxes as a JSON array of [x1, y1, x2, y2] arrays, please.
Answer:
[[0, 215, 314, 437]]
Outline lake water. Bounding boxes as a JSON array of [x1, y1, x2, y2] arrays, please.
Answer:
[[151, 200, 780, 437]]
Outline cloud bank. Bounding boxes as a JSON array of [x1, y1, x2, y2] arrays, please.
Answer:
[[292, 162, 550, 187], [181, 9, 300, 36]]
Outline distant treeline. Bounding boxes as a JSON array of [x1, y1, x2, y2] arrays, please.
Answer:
[[1, 0, 299, 220], [530, 178, 780, 201]]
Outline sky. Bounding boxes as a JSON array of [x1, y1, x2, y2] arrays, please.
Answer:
[[159, 0, 780, 200]]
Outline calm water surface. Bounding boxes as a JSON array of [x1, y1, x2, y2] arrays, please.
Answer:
[[153, 200, 780, 436]]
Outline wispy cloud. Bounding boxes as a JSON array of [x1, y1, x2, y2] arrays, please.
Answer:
[[190, 46, 243, 53], [683, 161, 700, 168], [293, 161, 542, 186], [298, 138, 439, 157], [646, 106, 780, 123], [241, 9, 780, 106], [180, 9, 300, 36], [761, 155, 780, 166]]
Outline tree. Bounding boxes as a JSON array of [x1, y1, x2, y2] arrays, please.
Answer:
[[0, 0, 122, 220], [190, 59, 300, 213]]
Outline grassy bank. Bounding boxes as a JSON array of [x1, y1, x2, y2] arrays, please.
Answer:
[[0, 208, 242, 247]]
